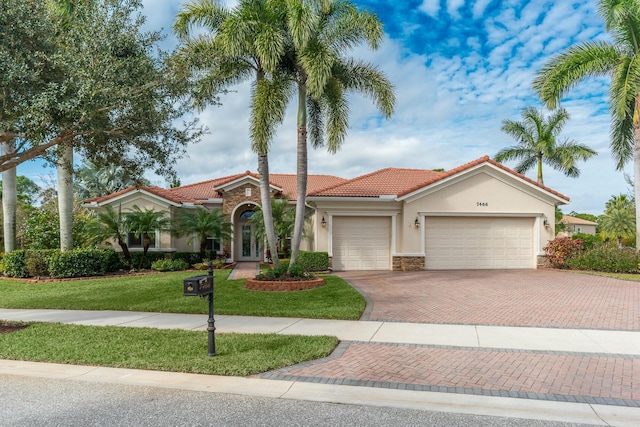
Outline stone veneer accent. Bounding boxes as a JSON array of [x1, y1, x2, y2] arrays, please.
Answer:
[[392, 256, 425, 271], [219, 184, 276, 256]]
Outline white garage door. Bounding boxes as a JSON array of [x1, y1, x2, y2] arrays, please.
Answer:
[[332, 217, 391, 271], [425, 217, 534, 269]]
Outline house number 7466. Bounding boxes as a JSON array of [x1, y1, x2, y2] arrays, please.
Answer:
[[476, 202, 488, 207]]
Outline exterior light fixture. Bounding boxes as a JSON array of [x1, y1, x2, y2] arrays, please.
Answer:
[[542, 215, 550, 227], [321, 216, 327, 228], [414, 217, 420, 229]]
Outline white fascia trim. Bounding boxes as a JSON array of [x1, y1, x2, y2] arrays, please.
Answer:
[[201, 199, 223, 204], [307, 196, 398, 202], [215, 176, 284, 193]]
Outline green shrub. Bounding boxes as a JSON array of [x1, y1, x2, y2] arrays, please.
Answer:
[[543, 237, 583, 268], [256, 261, 314, 281], [571, 233, 602, 250], [566, 247, 640, 273], [128, 252, 166, 270], [297, 251, 329, 272], [3, 250, 28, 278], [25, 249, 59, 277], [171, 252, 203, 266], [103, 249, 125, 272], [151, 258, 189, 272], [48, 249, 109, 278]]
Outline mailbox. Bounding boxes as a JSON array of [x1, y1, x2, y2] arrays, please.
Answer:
[[183, 275, 213, 296]]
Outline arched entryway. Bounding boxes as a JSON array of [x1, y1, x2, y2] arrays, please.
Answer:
[[234, 207, 261, 261]]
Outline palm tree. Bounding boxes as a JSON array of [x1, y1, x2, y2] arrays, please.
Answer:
[[250, 196, 295, 257], [173, 207, 232, 260], [600, 194, 636, 247], [74, 160, 150, 200], [284, 0, 395, 267], [173, 0, 289, 267], [125, 205, 170, 262], [87, 205, 133, 266], [494, 107, 597, 185], [533, 0, 640, 248]]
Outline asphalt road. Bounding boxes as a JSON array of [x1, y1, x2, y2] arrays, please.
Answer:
[[1, 375, 593, 427]]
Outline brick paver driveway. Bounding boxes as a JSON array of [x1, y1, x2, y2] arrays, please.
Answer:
[[338, 269, 640, 330], [263, 269, 640, 407]]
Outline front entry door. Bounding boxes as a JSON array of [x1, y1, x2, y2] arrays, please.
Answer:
[[239, 223, 260, 261]]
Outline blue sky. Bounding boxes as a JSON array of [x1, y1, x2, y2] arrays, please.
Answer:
[[19, 0, 627, 215]]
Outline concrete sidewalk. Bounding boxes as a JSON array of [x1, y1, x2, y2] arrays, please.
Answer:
[[1, 308, 640, 355], [2, 308, 640, 426]]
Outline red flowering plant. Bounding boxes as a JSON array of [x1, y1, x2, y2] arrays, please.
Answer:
[[543, 237, 584, 268]]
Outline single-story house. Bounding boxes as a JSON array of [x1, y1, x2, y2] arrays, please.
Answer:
[[557, 215, 598, 237], [83, 156, 569, 271]]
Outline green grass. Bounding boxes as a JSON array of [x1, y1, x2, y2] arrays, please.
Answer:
[[0, 270, 365, 320], [571, 270, 640, 282], [0, 322, 338, 376]]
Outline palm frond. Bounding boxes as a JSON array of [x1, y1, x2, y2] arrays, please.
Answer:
[[533, 41, 620, 108]]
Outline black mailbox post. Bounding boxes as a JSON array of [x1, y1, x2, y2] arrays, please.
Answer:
[[183, 275, 213, 296], [183, 261, 216, 356]]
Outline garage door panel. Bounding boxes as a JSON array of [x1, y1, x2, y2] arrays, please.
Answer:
[[333, 217, 391, 271], [425, 217, 534, 270]]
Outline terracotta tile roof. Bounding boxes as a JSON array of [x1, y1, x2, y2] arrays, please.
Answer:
[[270, 174, 348, 200], [309, 156, 569, 201], [562, 215, 597, 225], [85, 156, 569, 205], [168, 172, 251, 200], [168, 172, 347, 202], [84, 185, 201, 205], [310, 168, 446, 197]]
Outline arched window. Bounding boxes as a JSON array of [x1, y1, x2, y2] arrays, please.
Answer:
[[239, 210, 255, 220]]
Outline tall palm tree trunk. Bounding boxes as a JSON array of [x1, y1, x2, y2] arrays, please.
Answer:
[[57, 144, 74, 251], [290, 81, 307, 267], [633, 96, 640, 250], [2, 140, 17, 252], [258, 152, 280, 267], [537, 154, 544, 184]]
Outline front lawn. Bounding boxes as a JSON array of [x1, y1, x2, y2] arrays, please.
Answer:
[[0, 322, 337, 376], [0, 270, 365, 320]]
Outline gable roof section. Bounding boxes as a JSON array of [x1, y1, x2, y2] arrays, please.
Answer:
[[83, 185, 201, 207], [562, 215, 597, 226]]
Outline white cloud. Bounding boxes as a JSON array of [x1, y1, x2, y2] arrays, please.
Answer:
[[419, 0, 440, 18]]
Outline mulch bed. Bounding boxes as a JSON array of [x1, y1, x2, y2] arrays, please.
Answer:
[[0, 322, 28, 335]]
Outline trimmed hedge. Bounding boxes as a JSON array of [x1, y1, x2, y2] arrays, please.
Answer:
[[48, 249, 110, 278], [297, 251, 329, 272], [3, 250, 28, 278], [566, 247, 640, 273], [171, 252, 205, 266]]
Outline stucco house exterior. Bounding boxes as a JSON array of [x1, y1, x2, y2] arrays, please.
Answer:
[[557, 215, 598, 237], [83, 156, 569, 271]]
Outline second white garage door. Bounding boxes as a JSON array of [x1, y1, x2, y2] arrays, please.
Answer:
[[425, 217, 534, 269], [332, 217, 391, 271]]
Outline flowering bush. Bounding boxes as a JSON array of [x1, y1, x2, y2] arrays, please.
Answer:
[[543, 237, 583, 268]]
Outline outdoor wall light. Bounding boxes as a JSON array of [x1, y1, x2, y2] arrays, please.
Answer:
[[542, 216, 550, 227], [321, 216, 327, 228], [414, 217, 420, 229]]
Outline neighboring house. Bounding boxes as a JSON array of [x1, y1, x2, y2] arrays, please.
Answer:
[[83, 156, 569, 271], [557, 215, 598, 237]]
